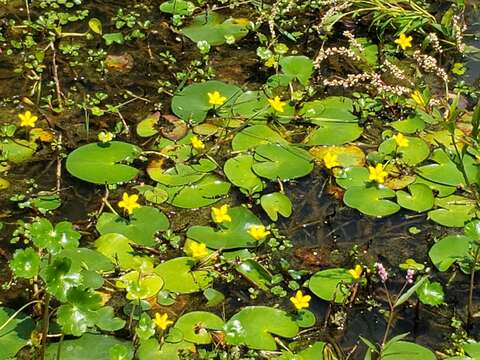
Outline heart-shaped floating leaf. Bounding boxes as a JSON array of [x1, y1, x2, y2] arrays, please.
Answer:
[[136, 113, 159, 137], [171, 80, 242, 123], [253, 144, 313, 180], [396, 183, 434, 212], [427, 195, 477, 227], [173, 311, 224, 344], [308, 268, 353, 303], [378, 136, 430, 166], [310, 145, 365, 168], [96, 206, 170, 246], [66, 141, 141, 185], [300, 97, 362, 145], [58, 248, 114, 273], [95, 233, 150, 270], [429, 232, 476, 272], [159, 0, 195, 16], [232, 91, 270, 119], [0, 307, 35, 359], [235, 259, 272, 291], [116, 270, 164, 300], [224, 154, 264, 195], [148, 159, 217, 186], [344, 185, 400, 217], [390, 113, 426, 134], [417, 149, 478, 187], [413, 176, 456, 197], [45, 334, 133, 360], [335, 166, 369, 189], [381, 341, 436, 360], [159, 174, 231, 208], [187, 206, 264, 249], [0, 138, 37, 164], [154, 257, 213, 293], [181, 12, 250, 46], [232, 124, 288, 151], [225, 306, 298, 350], [279, 55, 313, 85], [260, 192, 292, 221]]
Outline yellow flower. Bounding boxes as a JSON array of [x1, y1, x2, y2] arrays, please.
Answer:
[[211, 204, 232, 223], [323, 152, 340, 169], [268, 96, 286, 113], [154, 313, 174, 330], [411, 90, 426, 107], [368, 163, 388, 184], [392, 133, 409, 148], [118, 192, 141, 214], [18, 111, 38, 127], [98, 131, 114, 143], [188, 241, 209, 259], [248, 224, 270, 241], [290, 290, 311, 310], [191, 135, 205, 150], [394, 33, 413, 50], [348, 265, 363, 279], [207, 91, 227, 106]]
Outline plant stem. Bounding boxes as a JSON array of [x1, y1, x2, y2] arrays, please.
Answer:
[[467, 246, 480, 329], [39, 292, 51, 360]]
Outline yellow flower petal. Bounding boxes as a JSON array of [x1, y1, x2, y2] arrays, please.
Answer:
[[268, 96, 286, 113]]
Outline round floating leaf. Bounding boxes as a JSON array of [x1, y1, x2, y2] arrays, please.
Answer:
[[160, 0, 195, 16], [174, 311, 224, 344], [10, 248, 40, 279], [335, 166, 369, 189], [306, 123, 362, 146], [344, 185, 400, 217], [232, 91, 270, 119], [96, 206, 170, 246], [159, 174, 231, 208], [172, 80, 242, 123], [295, 309, 316, 328], [378, 137, 430, 166], [66, 141, 141, 185], [414, 176, 456, 198], [187, 206, 264, 249], [181, 13, 250, 46], [154, 257, 213, 293], [0, 139, 36, 164], [134, 185, 169, 204], [310, 145, 365, 168], [428, 235, 471, 271], [148, 159, 216, 186], [0, 307, 35, 359], [232, 125, 288, 151], [45, 334, 132, 360], [253, 144, 313, 180], [236, 259, 272, 291], [381, 341, 436, 360], [390, 113, 426, 134], [136, 113, 159, 137], [224, 154, 264, 195], [95, 233, 149, 270], [203, 288, 225, 307], [260, 192, 292, 221], [225, 306, 298, 350], [279, 56, 313, 86], [117, 271, 164, 300], [396, 184, 434, 212], [428, 195, 477, 227], [308, 268, 353, 303]]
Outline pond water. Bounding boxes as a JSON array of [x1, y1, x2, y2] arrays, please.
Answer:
[[0, 0, 480, 359]]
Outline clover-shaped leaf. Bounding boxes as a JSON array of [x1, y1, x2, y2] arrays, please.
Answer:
[[30, 218, 81, 254]]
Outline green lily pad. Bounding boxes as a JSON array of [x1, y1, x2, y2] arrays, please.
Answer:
[[0, 307, 35, 359], [279, 56, 313, 86], [181, 13, 250, 46], [96, 206, 170, 246], [300, 97, 362, 145], [173, 311, 224, 344], [343, 185, 400, 217], [429, 234, 474, 272], [308, 268, 353, 303], [260, 192, 293, 221], [187, 206, 264, 249], [396, 184, 434, 212], [148, 159, 216, 186], [95, 233, 149, 270], [57, 248, 114, 273], [159, 174, 231, 208], [134, 185, 169, 204], [413, 176, 456, 197], [0, 139, 37, 164], [136, 113, 159, 137], [232, 124, 288, 151], [335, 166, 369, 189], [378, 137, 430, 166], [160, 0, 195, 16], [224, 154, 264, 195], [117, 271, 164, 300], [232, 91, 270, 119], [154, 257, 213, 293], [417, 149, 478, 187], [225, 306, 298, 350], [66, 141, 141, 185], [235, 259, 272, 291], [427, 195, 477, 227], [253, 144, 313, 180], [171, 80, 242, 123], [390, 113, 426, 134], [45, 334, 132, 360]]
